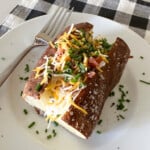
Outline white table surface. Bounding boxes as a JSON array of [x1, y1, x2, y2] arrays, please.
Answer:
[[0, 0, 20, 24]]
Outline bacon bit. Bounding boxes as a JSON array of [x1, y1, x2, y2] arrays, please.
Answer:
[[88, 57, 99, 67], [88, 56, 103, 68], [87, 71, 96, 78], [95, 56, 103, 63]]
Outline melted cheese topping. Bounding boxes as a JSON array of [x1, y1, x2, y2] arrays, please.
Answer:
[[40, 75, 86, 121]]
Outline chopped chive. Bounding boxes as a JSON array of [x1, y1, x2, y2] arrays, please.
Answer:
[[126, 99, 130, 103], [139, 80, 150, 85], [20, 91, 23, 96], [123, 108, 128, 112], [140, 56, 144, 59], [23, 109, 28, 115], [47, 134, 52, 139], [64, 76, 69, 82], [110, 102, 115, 107], [119, 114, 125, 119], [117, 102, 125, 110], [35, 83, 42, 92], [117, 114, 125, 120], [96, 130, 101, 134], [70, 74, 81, 83], [19, 77, 24, 80], [24, 77, 29, 81], [28, 121, 35, 128], [45, 129, 48, 133], [25, 64, 30, 72], [52, 129, 57, 137], [19, 76, 29, 81], [57, 114, 61, 118], [116, 84, 130, 111], [97, 119, 103, 125], [79, 82, 85, 88], [119, 84, 124, 88], [78, 63, 87, 73], [36, 130, 39, 134], [23, 77, 28, 80], [109, 91, 115, 97], [53, 121, 59, 127]]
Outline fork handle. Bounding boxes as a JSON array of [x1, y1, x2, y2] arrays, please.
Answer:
[[0, 44, 45, 87]]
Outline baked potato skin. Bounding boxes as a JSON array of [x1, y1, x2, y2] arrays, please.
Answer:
[[22, 22, 130, 138], [61, 38, 130, 138]]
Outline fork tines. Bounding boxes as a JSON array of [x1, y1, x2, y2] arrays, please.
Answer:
[[42, 6, 73, 41]]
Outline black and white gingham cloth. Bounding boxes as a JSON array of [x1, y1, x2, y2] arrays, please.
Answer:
[[0, 0, 150, 43]]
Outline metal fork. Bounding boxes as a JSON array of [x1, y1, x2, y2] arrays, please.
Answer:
[[0, 6, 73, 87]]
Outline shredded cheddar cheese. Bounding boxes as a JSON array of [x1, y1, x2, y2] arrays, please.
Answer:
[[33, 24, 112, 123]]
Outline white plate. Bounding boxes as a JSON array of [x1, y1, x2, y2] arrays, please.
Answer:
[[1, 7, 150, 150]]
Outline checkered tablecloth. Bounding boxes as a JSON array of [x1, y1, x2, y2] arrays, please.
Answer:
[[0, 0, 150, 44]]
